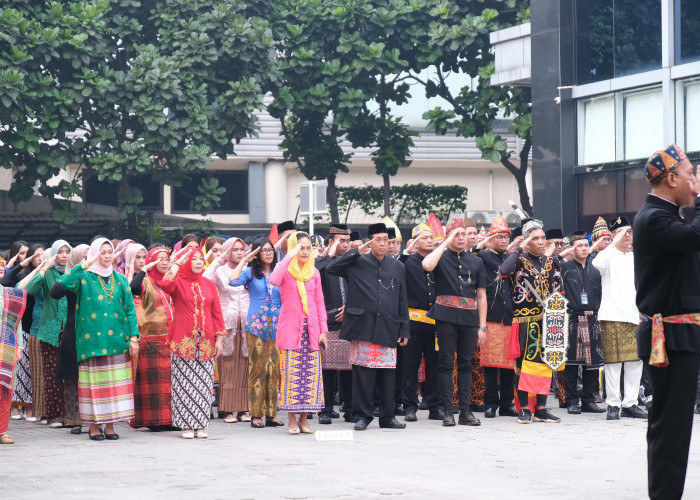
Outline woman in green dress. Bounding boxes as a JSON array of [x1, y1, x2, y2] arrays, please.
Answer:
[[58, 238, 139, 441]]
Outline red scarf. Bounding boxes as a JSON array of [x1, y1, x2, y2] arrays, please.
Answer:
[[145, 247, 172, 320]]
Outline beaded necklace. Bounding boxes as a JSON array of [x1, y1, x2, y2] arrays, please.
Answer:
[[99, 274, 115, 304]]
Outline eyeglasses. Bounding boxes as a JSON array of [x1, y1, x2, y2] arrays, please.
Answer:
[[553, 242, 565, 247], [260, 248, 275, 254]]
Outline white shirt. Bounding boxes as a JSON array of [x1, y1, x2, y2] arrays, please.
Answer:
[[592, 244, 639, 324]]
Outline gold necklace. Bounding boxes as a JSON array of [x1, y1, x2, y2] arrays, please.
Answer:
[[98, 274, 115, 304]]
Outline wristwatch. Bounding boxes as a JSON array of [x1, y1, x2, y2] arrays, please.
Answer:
[[479, 325, 488, 332]]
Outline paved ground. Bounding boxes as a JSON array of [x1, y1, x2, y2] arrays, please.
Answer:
[[2, 401, 700, 499]]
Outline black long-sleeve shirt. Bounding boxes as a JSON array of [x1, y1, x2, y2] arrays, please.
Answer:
[[478, 249, 513, 325], [561, 257, 601, 313]]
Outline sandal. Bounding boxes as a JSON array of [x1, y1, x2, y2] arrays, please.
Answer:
[[238, 412, 251, 422], [224, 414, 238, 423], [181, 430, 195, 439], [299, 425, 313, 434], [288, 426, 300, 435]]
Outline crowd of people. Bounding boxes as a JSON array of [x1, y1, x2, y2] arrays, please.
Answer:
[[1, 143, 699, 499]]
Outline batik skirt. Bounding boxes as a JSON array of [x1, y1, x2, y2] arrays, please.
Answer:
[[600, 320, 639, 363], [170, 354, 214, 430], [78, 354, 134, 424], [12, 329, 31, 403], [279, 326, 324, 412], [218, 329, 248, 413], [40, 341, 64, 420], [131, 336, 172, 428], [247, 333, 279, 418], [29, 335, 44, 416]]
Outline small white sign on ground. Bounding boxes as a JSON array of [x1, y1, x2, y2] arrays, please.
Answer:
[[314, 429, 354, 442]]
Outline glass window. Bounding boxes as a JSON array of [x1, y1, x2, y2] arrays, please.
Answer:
[[624, 87, 662, 160], [84, 176, 161, 209], [578, 95, 616, 165], [575, 0, 661, 84], [171, 170, 248, 213], [578, 171, 617, 218], [676, 78, 700, 153], [624, 167, 648, 212], [676, 0, 700, 64]]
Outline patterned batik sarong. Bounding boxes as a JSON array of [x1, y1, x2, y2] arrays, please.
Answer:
[[131, 336, 172, 428], [600, 320, 639, 363], [349, 341, 397, 368], [40, 341, 64, 420], [218, 328, 249, 413], [63, 380, 80, 427], [480, 322, 515, 369], [247, 332, 279, 418], [320, 329, 351, 371], [78, 354, 134, 424], [279, 325, 324, 411], [12, 329, 32, 403], [29, 335, 45, 416], [566, 312, 604, 368], [170, 354, 214, 430]]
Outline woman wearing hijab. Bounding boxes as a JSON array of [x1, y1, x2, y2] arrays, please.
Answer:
[[59, 238, 139, 441], [124, 243, 147, 282], [0, 258, 27, 444], [8, 243, 44, 421], [157, 248, 225, 439], [114, 239, 134, 275], [19, 240, 72, 427], [49, 244, 89, 434], [129, 246, 174, 430], [229, 237, 283, 429], [204, 237, 251, 423], [270, 232, 328, 434]]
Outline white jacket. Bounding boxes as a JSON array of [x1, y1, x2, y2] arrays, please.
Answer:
[[592, 245, 639, 324]]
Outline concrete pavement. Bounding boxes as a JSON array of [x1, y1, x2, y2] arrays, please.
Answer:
[[2, 401, 699, 499]]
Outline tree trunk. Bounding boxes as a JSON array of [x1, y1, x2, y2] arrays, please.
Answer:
[[326, 174, 339, 224], [383, 173, 391, 217]]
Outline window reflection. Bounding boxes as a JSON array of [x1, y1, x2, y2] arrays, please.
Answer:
[[677, 0, 700, 64]]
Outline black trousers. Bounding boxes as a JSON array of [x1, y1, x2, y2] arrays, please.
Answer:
[[402, 323, 439, 411], [394, 344, 405, 406], [436, 321, 477, 413], [643, 351, 700, 500], [483, 366, 515, 410], [352, 365, 395, 424], [321, 369, 352, 416], [563, 365, 598, 405]]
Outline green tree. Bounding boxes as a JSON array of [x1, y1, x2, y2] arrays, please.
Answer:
[[0, 0, 274, 233], [415, 1, 534, 214]]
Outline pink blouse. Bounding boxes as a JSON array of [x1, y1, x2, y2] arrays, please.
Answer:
[[203, 257, 250, 331], [269, 254, 328, 351]]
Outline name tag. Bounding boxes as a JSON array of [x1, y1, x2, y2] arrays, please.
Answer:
[[580, 292, 588, 306]]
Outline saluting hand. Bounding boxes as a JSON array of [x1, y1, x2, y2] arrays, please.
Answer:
[[242, 246, 261, 263], [476, 233, 496, 250], [328, 238, 342, 258], [142, 260, 159, 272], [358, 239, 372, 255], [274, 233, 291, 251], [7, 253, 19, 268], [287, 242, 301, 258], [42, 254, 57, 271]]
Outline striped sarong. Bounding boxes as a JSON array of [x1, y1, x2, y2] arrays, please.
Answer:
[[78, 354, 134, 424]]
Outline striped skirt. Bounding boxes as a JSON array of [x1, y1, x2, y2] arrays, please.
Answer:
[[279, 327, 324, 412], [131, 337, 172, 428], [12, 329, 32, 403], [78, 354, 134, 424], [29, 335, 45, 415], [170, 354, 214, 430], [218, 330, 248, 413]]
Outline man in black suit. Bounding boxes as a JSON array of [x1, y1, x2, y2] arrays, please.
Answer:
[[326, 223, 410, 430], [634, 143, 700, 500]]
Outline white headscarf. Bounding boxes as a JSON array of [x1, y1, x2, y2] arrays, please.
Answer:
[[87, 238, 114, 278]]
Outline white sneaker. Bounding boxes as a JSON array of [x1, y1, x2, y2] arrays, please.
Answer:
[[195, 430, 208, 439], [25, 416, 39, 422], [181, 430, 195, 439]]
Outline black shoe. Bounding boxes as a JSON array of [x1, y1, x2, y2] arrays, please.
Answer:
[[517, 409, 532, 424], [379, 418, 406, 429], [372, 407, 380, 417], [442, 413, 456, 426], [70, 426, 82, 435], [580, 402, 606, 413], [330, 410, 340, 419], [318, 414, 332, 425], [458, 410, 481, 426], [343, 413, 354, 422], [217, 411, 225, 419], [104, 433, 119, 440], [307, 413, 313, 420], [418, 400, 429, 410], [404, 409, 417, 422], [469, 404, 485, 412], [428, 408, 445, 420], [621, 405, 648, 419], [498, 406, 519, 417], [251, 420, 265, 428], [484, 407, 497, 419], [265, 418, 285, 427], [354, 418, 368, 431], [89, 432, 105, 441], [533, 408, 561, 423], [394, 405, 405, 416], [607, 406, 620, 420], [567, 404, 581, 414]]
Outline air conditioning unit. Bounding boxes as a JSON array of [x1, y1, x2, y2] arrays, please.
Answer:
[[503, 210, 522, 226], [467, 210, 497, 226]]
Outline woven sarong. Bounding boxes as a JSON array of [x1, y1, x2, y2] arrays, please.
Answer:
[[170, 354, 214, 430], [131, 336, 172, 428], [29, 335, 45, 416], [320, 329, 351, 371], [566, 312, 604, 367], [0, 287, 26, 391], [600, 321, 639, 363], [218, 329, 248, 412], [349, 341, 397, 368], [0, 386, 11, 435], [78, 354, 134, 424], [480, 321, 515, 369], [279, 325, 324, 411]]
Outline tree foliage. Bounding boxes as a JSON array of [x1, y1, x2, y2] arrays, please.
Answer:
[[337, 183, 467, 224], [0, 0, 274, 229]]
